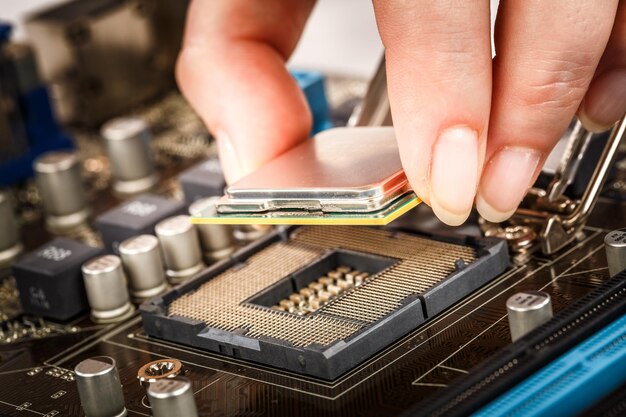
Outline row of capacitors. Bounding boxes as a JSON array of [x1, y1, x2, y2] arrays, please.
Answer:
[[30, 117, 159, 233], [30, 116, 227, 232], [2, 115, 270, 323], [82, 205, 238, 323], [75, 356, 198, 417]]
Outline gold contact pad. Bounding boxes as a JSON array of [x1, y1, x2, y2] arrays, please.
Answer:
[[168, 226, 477, 347], [272, 266, 370, 315]]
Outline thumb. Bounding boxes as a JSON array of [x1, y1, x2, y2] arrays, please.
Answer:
[[177, 0, 315, 183]]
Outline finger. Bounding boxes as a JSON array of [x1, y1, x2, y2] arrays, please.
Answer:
[[477, 0, 618, 222], [373, 0, 492, 226], [579, 1, 626, 132], [177, 0, 315, 183]]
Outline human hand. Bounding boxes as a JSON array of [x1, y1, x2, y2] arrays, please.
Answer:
[[177, 0, 626, 225]]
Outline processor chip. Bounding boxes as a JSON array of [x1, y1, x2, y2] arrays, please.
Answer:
[[141, 226, 508, 379], [191, 127, 421, 226]]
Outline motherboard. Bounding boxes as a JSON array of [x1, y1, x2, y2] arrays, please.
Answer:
[[1, 1, 626, 417]]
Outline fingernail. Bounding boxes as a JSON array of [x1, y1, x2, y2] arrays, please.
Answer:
[[215, 131, 243, 184], [429, 126, 479, 226], [476, 147, 541, 222], [579, 70, 626, 133]]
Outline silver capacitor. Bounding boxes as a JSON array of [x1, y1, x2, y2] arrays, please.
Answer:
[[34, 151, 89, 231], [0, 191, 22, 268], [75, 356, 127, 417], [155, 215, 204, 284], [233, 224, 272, 242], [188, 197, 235, 262], [147, 377, 198, 417], [506, 291, 553, 342], [82, 255, 134, 323], [101, 116, 158, 196], [605, 229, 626, 277], [119, 234, 168, 300]]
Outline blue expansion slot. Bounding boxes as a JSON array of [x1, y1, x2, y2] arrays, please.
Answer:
[[473, 312, 626, 417]]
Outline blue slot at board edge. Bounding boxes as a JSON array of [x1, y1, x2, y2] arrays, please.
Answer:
[[473, 311, 626, 417]]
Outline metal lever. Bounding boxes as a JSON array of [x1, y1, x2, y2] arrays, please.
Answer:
[[348, 57, 392, 127], [513, 115, 625, 255], [545, 119, 594, 202]]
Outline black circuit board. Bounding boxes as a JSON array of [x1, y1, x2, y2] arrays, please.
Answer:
[[0, 88, 625, 416], [0, 203, 624, 416]]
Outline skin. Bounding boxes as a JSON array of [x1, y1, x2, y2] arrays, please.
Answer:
[[177, 0, 626, 226]]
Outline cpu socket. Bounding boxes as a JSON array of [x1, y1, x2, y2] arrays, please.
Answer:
[[141, 226, 508, 379]]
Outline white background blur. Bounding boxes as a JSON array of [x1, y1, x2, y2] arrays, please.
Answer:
[[2, 0, 383, 78], [2, 0, 500, 79]]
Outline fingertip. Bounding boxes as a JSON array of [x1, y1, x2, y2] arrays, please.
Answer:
[[476, 147, 541, 223], [475, 194, 515, 223], [430, 198, 471, 226], [578, 108, 613, 133], [428, 125, 479, 225], [578, 69, 626, 133], [214, 131, 244, 184]]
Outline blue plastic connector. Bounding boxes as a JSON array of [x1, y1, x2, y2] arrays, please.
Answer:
[[292, 70, 333, 134], [0, 24, 74, 186], [0, 22, 12, 44], [474, 312, 626, 417]]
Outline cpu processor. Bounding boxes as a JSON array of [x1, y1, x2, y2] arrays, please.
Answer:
[[191, 127, 420, 226], [141, 226, 508, 379]]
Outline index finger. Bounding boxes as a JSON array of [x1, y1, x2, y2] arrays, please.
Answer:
[[373, 0, 492, 225]]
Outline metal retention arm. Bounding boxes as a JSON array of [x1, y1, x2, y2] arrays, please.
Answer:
[[348, 57, 391, 127], [514, 115, 626, 255]]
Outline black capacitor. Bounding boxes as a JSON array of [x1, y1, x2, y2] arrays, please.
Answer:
[[12, 237, 104, 320], [95, 193, 186, 253], [178, 157, 226, 204]]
